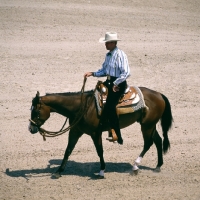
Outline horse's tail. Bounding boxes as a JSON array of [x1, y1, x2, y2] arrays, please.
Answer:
[[160, 94, 173, 154]]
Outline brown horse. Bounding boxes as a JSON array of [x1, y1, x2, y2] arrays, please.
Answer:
[[28, 84, 173, 178]]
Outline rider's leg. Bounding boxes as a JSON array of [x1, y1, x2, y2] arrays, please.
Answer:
[[105, 84, 126, 145]]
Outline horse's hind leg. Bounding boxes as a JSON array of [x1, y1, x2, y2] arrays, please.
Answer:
[[132, 126, 163, 174], [91, 132, 105, 178], [152, 129, 163, 172], [53, 129, 83, 178], [132, 125, 154, 174]]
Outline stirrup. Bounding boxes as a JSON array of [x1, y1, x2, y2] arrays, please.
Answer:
[[106, 129, 118, 142]]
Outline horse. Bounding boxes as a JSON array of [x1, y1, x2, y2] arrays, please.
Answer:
[[28, 81, 173, 178]]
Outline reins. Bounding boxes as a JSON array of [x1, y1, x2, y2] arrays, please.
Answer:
[[31, 77, 98, 141]]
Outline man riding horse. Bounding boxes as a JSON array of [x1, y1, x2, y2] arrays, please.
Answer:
[[84, 32, 130, 145]]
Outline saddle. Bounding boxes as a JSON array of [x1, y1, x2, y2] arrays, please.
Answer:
[[96, 81, 141, 115]]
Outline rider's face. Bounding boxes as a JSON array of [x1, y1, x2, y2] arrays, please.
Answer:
[[105, 41, 117, 51]]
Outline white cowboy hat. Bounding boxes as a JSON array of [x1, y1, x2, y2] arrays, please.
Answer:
[[99, 32, 121, 43]]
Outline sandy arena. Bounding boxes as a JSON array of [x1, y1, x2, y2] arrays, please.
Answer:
[[0, 0, 200, 199]]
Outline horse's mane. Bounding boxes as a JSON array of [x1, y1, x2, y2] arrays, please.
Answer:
[[31, 90, 94, 107], [45, 90, 94, 96]]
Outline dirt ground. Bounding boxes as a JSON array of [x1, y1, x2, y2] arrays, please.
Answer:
[[0, 0, 200, 199]]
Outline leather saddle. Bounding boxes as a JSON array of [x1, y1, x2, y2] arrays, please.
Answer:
[[97, 81, 140, 109]]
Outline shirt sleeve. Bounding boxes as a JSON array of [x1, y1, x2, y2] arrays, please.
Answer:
[[93, 58, 107, 77], [113, 51, 130, 86]]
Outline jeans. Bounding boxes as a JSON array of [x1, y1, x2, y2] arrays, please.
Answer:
[[102, 77, 127, 142]]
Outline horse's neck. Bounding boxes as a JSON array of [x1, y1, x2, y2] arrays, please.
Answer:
[[42, 94, 81, 114], [42, 93, 89, 116]]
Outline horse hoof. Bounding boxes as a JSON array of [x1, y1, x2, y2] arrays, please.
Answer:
[[93, 173, 105, 179], [153, 167, 161, 173], [51, 173, 61, 179], [130, 169, 139, 176], [97, 175, 104, 179]]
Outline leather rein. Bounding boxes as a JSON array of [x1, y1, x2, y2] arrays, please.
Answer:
[[29, 77, 98, 141]]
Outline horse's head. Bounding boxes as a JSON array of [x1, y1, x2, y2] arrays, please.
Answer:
[[28, 91, 50, 134]]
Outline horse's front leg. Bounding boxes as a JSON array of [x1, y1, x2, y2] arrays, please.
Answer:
[[91, 131, 105, 178], [52, 129, 83, 178]]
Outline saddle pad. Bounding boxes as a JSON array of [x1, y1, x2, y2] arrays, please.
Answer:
[[94, 86, 146, 116], [117, 86, 146, 115]]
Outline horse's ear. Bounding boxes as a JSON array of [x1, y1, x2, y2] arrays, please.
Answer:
[[32, 91, 40, 106], [36, 91, 40, 97]]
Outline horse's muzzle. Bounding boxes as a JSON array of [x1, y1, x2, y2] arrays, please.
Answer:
[[28, 124, 39, 134]]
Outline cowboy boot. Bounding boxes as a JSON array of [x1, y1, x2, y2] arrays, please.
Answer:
[[106, 129, 118, 142]]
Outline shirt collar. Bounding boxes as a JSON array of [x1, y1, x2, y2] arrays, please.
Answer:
[[107, 47, 118, 56]]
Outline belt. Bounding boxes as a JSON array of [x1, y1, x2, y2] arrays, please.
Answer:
[[107, 75, 117, 81]]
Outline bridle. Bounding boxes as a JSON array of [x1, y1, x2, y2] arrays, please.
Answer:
[[30, 98, 43, 128], [29, 77, 99, 141]]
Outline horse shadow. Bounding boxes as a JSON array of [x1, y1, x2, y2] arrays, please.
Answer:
[[5, 159, 154, 180]]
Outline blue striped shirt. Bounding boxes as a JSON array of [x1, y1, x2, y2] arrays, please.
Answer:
[[93, 47, 130, 86]]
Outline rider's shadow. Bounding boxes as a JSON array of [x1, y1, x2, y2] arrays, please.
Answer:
[[5, 159, 154, 180]]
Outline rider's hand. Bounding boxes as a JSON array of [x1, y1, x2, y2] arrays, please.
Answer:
[[84, 72, 93, 78], [113, 85, 120, 92]]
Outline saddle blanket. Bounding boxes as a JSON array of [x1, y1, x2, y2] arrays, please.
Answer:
[[94, 85, 147, 116]]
